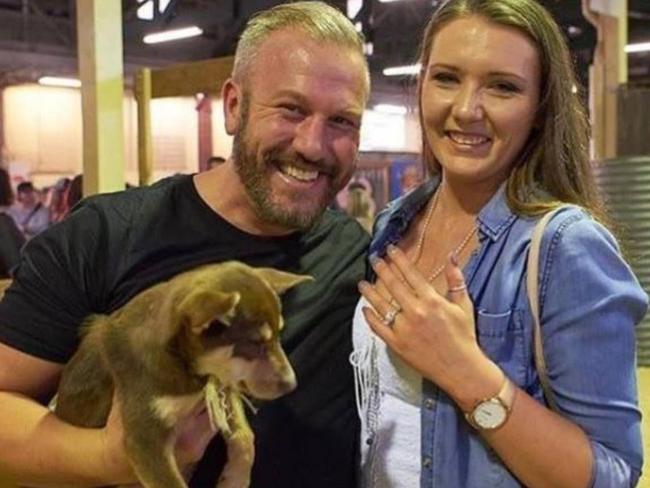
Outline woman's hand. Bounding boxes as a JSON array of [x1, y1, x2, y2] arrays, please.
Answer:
[[359, 244, 501, 407]]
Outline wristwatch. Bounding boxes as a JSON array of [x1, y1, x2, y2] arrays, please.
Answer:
[[465, 375, 516, 431]]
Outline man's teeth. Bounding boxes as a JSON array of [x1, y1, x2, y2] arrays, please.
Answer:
[[280, 164, 319, 182], [448, 132, 489, 145]]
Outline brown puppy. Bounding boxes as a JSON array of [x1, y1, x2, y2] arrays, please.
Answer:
[[0, 279, 10, 299], [54, 261, 311, 488]]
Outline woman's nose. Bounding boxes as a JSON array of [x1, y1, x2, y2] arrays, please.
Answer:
[[451, 84, 484, 122]]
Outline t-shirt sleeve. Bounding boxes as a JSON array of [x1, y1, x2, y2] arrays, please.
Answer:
[[0, 203, 107, 363]]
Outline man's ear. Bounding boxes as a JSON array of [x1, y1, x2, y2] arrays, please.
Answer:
[[255, 268, 314, 295], [222, 78, 243, 135], [178, 288, 240, 335]]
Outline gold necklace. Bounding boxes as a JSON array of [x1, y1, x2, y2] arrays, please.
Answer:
[[412, 190, 478, 282]]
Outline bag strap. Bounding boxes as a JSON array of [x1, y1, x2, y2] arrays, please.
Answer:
[[22, 202, 42, 227], [526, 206, 571, 412]]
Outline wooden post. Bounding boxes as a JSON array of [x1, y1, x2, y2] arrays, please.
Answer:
[[582, 0, 628, 160], [134, 56, 233, 182], [197, 94, 213, 172], [76, 0, 125, 196], [135, 68, 153, 186]]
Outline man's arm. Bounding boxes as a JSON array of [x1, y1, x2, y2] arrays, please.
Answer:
[[0, 342, 133, 487]]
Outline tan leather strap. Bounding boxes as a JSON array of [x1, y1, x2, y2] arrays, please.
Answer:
[[526, 206, 571, 412]]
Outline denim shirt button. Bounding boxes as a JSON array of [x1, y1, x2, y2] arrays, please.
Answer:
[[422, 456, 433, 469], [365, 437, 374, 446], [424, 398, 434, 410]]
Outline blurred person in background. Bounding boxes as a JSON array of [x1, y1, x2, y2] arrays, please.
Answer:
[[346, 180, 375, 233], [0, 168, 25, 278], [8, 182, 50, 239], [47, 178, 71, 224]]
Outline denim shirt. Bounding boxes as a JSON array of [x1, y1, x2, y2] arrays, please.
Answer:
[[366, 178, 647, 487]]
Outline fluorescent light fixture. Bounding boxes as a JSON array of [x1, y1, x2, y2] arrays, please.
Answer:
[[38, 76, 81, 88], [625, 42, 650, 53], [373, 104, 408, 115], [347, 0, 362, 18], [383, 63, 421, 76], [137, 1, 154, 20], [159, 0, 172, 13], [143, 26, 203, 44]]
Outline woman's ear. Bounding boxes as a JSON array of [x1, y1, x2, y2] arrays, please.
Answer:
[[222, 78, 242, 135]]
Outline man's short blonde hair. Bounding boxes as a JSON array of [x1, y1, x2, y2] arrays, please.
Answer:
[[233, 1, 369, 96]]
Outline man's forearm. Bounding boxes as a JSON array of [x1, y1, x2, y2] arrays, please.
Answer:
[[0, 392, 129, 487]]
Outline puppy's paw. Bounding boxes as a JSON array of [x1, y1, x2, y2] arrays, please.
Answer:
[[216, 472, 251, 488]]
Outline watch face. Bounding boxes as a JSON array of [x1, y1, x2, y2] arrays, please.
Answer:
[[472, 399, 507, 429]]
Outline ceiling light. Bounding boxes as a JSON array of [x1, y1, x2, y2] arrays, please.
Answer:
[[38, 76, 81, 88], [373, 104, 408, 115], [625, 42, 650, 53], [137, 1, 154, 20], [383, 63, 421, 76], [143, 26, 203, 44], [159, 0, 172, 13], [347, 0, 362, 18]]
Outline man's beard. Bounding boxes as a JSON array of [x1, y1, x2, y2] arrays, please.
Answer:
[[232, 97, 340, 232]]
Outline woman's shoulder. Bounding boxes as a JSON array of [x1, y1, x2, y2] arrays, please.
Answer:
[[534, 205, 619, 256]]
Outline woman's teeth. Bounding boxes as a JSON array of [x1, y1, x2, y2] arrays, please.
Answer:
[[448, 132, 489, 145]]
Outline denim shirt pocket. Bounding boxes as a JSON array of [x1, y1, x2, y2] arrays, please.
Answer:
[[475, 308, 527, 386]]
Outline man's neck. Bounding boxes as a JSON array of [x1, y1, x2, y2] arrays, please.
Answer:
[[193, 161, 297, 237]]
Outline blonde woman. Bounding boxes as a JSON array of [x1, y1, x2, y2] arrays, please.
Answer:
[[352, 1, 646, 487]]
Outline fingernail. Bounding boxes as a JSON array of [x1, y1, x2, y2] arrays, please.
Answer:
[[387, 244, 397, 255], [370, 256, 382, 269], [358, 281, 369, 292], [449, 253, 459, 266]]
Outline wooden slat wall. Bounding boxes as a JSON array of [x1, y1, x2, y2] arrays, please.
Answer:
[[594, 157, 650, 366], [617, 84, 650, 157]]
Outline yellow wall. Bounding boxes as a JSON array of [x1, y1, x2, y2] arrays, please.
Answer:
[[2, 84, 211, 188]]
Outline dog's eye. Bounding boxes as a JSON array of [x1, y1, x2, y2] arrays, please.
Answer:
[[234, 340, 268, 359], [205, 320, 228, 337]]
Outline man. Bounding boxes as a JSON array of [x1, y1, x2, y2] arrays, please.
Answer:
[[7, 181, 50, 239], [0, 2, 370, 486]]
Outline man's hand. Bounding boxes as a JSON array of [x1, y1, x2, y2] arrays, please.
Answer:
[[100, 393, 217, 485]]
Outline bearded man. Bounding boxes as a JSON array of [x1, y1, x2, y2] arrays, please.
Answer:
[[0, 3, 370, 487]]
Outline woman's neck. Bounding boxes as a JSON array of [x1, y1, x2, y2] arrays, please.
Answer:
[[436, 175, 502, 218]]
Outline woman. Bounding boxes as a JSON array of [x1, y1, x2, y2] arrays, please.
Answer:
[[351, 1, 646, 487]]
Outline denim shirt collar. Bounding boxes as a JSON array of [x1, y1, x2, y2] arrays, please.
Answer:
[[369, 177, 518, 261]]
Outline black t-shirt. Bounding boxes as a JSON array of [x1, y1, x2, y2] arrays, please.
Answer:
[[0, 174, 370, 487], [0, 212, 25, 278]]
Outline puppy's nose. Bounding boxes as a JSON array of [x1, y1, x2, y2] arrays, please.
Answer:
[[279, 369, 297, 394]]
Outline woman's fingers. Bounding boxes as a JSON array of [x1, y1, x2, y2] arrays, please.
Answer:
[[385, 244, 447, 304], [444, 253, 471, 309], [369, 254, 418, 308]]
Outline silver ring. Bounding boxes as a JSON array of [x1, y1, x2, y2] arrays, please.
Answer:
[[447, 283, 467, 293], [382, 306, 401, 326]]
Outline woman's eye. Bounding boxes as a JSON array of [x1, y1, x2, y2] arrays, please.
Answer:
[[432, 72, 458, 84], [492, 82, 520, 94]]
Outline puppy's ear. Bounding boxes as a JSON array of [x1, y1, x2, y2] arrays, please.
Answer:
[[178, 288, 240, 335], [255, 268, 314, 295]]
